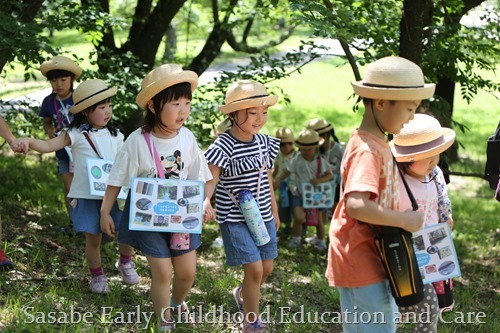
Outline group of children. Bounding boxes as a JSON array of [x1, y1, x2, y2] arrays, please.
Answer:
[[0, 54, 457, 333]]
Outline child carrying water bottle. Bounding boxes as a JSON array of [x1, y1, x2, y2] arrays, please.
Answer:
[[203, 79, 280, 333]]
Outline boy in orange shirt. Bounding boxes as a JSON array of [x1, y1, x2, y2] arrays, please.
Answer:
[[326, 56, 432, 332]]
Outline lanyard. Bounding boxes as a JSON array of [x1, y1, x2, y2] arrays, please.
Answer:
[[53, 95, 71, 128]]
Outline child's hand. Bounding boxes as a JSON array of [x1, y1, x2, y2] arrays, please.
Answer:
[[100, 214, 116, 238], [447, 216, 454, 230], [401, 210, 424, 232], [310, 178, 320, 186], [10, 138, 29, 154], [203, 199, 215, 224]]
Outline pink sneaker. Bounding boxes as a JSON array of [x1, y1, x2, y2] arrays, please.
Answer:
[[115, 260, 140, 285], [172, 302, 195, 326], [160, 320, 175, 332], [90, 275, 110, 294], [0, 249, 14, 271], [243, 319, 268, 333]]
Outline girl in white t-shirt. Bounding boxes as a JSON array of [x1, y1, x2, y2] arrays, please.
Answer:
[[100, 64, 212, 332], [391, 113, 456, 333], [19, 79, 139, 294]]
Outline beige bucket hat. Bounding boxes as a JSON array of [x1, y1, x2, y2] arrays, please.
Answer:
[[295, 129, 324, 149], [70, 79, 117, 114], [351, 56, 435, 101], [40, 56, 82, 79], [307, 118, 333, 134], [136, 64, 198, 109], [275, 127, 294, 143], [219, 80, 279, 114], [390, 114, 456, 162]]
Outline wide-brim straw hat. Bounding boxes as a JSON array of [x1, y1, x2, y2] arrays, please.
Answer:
[[295, 129, 324, 149], [136, 64, 198, 109], [307, 118, 332, 134], [275, 127, 294, 143], [40, 56, 82, 79], [219, 80, 279, 114], [390, 114, 456, 162], [70, 79, 117, 114], [351, 56, 435, 100]]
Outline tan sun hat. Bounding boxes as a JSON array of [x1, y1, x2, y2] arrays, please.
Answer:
[[295, 129, 324, 149], [390, 114, 456, 162], [136, 64, 198, 109], [219, 79, 279, 114], [352, 56, 435, 101], [307, 118, 333, 134], [40, 56, 82, 79], [275, 127, 294, 143], [70, 79, 117, 114]]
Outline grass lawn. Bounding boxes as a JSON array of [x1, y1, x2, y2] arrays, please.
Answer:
[[0, 28, 499, 333]]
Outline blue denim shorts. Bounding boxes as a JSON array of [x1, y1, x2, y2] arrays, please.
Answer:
[[219, 219, 278, 266], [118, 193, 200, 258], [70, 198, 122, 235], [57, 156, 72, 174]]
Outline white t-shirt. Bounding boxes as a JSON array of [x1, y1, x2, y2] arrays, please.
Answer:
[[287, 154, 332, 196], [107, 127, 212, 189], [66, 127, 124, 199], [399, 173, 439, 227]]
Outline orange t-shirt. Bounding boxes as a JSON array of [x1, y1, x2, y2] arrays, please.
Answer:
[[326, 129, 401, 287]]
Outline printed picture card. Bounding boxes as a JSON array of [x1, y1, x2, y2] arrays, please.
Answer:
[[86, 158, 128, 199], [301, 181, 335, 209]]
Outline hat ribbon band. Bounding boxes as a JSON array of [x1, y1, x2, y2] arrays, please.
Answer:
[[230, 94, 269, 104], [362, 82, 424, 89], [74, 87, 111, 106], [296, 141, 319, 147], [315, 124, 331, 132], [394, 135, 446, 155]]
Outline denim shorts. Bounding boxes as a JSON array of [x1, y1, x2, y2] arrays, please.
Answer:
[[219, 219, 277, 266], [70, 198, 122, 235], [118, 193, 200, 258], [338, 280, 398, 333], [57, 156, 72, 174]]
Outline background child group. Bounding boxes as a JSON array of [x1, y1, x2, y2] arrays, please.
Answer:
[[1, 54, 457, 333]]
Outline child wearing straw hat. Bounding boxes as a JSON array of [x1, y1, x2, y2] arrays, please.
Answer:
[[275, 129, 333, 251], [391, 113, 456, 332], [326, 56, 434, 332], [39, 56, 83, 234], [100, 64, 212, 332], [18, 78, 139, 293], [272, 127, 298, 239], [203, 79, 280, 333]]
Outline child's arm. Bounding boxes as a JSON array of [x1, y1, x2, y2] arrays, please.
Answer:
[[203, 163, 220, 223], [19, 130, 71, 153], [311, 170, 333, 186], [346, 191, 424, 232], [100, 185, 121, 237], [268, 169, 281, 230]]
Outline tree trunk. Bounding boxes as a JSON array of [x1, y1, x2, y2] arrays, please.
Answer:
[[399, 0, 433, 64]]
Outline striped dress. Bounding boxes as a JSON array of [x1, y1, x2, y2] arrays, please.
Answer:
[[204, 132, 280, 224]]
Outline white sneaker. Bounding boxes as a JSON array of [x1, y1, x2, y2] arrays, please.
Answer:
[[90, 275, 110, 294], [116, 260, 140, 285], [313, 241, 327, 251], [305, 236, 320, 246]]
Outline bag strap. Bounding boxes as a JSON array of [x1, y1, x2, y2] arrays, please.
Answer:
[[83, 132, 102, 159], [143, 131, 165, 179], [316, 155, 321, 178]]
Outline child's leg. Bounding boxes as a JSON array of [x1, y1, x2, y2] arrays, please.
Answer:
[[398, 284, 439, 333], [242, 261, 264, 320], [317, 211, 326, 240], [171, 250, 197, 305], [147, 256, 173, 319], [84, 232, 102, 270]]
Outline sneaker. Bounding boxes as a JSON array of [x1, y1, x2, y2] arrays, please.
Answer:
[[0, 249, 14, 271], [243, 319, 268, 333], [160, 320, 175, 332], [313, 241, 327, 251], [232, 285, 244, 313], [90, 275, 110, 294], [116, 260, 140, 285], [287, 238, 301, 249], [172, 302, 195, 326], [305, 236, 320, 246]]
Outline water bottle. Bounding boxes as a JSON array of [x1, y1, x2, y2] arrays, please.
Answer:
[[238, 190, 270, 246]]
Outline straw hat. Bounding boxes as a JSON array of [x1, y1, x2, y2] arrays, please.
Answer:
[[351, 56, 435, 100], [40, 56, 82, 79], [275, 127, 294, 143], [390, 114, 456, 162], [70, 79, 117, 114], [136, 64, 198, 109], [219, 80, 278, 114], [295, 129, 324, 149], [307, 118, 332, 134]]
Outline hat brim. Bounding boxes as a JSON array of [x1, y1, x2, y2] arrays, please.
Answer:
[[351, 82, 435, 101], [136, 71, 198, 109], [40, 62, 82, 80], [70, 87, 118, 114], [219, 95, 278, 114], [294, 137, 325, 149], [390, 128, 455, 162]]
